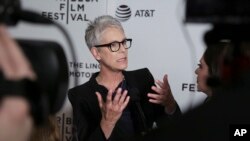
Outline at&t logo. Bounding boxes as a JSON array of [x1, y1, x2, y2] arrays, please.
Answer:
[[115, 5, 132, 22], [115, 4, 155, 22]]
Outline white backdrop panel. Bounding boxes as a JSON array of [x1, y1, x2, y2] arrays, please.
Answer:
[[8, 0, 212, 140]]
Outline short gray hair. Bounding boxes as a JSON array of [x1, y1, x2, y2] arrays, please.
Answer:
[[85, 15, 124, 49]]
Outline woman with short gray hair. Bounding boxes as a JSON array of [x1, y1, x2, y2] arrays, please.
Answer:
[[68, 15, 181, 141]]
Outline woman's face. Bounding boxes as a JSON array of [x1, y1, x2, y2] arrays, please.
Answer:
[[94, 27, 128, 71], [195, 55, 211, 95]]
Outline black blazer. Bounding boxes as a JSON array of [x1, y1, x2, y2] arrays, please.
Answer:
[[68, 68, 181, 141]]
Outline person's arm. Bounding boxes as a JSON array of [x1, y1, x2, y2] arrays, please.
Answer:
[[0, 24, 35, 141], [0, 97, 33, 141]]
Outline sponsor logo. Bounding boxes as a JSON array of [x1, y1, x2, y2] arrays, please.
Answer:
[[57, 113, 74, 141], [115, 4, 156, 22], [69, 61, 100, 78], [41, 0, 99, 24], [115, 5, 132, 22]]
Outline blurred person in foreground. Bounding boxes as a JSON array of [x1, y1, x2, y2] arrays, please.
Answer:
[[68, 15, 181, 141], [195, 40, 232, 103], [135, 26, 250, 141], [0, 24, 35, 141], [0, 24, 61, 141]]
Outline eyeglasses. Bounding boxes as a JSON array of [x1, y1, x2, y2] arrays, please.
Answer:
[[95, 38, 132, 52]]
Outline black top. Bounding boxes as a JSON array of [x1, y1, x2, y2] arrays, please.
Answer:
[[68, 68, 181, 141]]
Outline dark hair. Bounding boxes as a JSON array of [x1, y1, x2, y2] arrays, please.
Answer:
[[204, 41, 230, 76], [203, 40, 233, 87], [203, 25, 250, 87]]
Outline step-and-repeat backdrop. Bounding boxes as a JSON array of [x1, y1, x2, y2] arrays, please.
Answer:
[[10, 0, 211, 140]]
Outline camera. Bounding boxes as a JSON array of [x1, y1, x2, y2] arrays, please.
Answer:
[[0, 0, 69, 125]]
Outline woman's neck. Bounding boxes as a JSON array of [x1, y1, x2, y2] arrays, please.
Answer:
[[96, 69, 124, 90]]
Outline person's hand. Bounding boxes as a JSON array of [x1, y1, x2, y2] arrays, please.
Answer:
[[0, 97, 33, 141], [0, 25, 36, 80], [96, 88, 130, 125], [0, 24, 36, 141], [147, 74, 177, 114], [96, 88, 130, 138]]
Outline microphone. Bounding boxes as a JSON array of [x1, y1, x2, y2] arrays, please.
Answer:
[[129, 88, 149, 135], [0, 0, 78, 125]]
